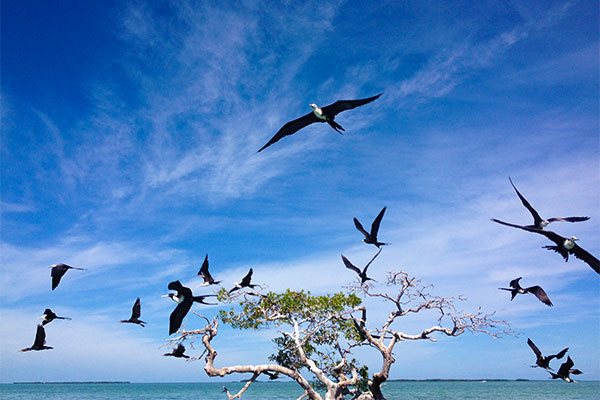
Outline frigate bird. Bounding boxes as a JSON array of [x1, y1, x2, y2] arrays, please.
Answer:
[[197, 254, 221, 286], [499, 278, 553, 306], [20, 324, 53, 352], [549, 356, 583, 382], [229, 268, 257, 293], [40, 308, 72, 325], [262, 371, 280, 380], [341, 253, 378, 284], [490, 218, 599, 274], [257, 93, 382, 152], [163, 343, 189, 359], [120, 297, 146, 327], [50, 263, 86, 290], [167, 280, 216, 335], [527, 338, 568, 370], [162, 293, 180, 303], [508, 177, 590, 229], [354, 206, 389, 247]]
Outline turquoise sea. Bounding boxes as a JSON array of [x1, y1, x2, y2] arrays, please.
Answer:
[[1, 381, 599, 400]]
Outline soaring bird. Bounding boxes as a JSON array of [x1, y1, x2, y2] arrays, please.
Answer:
[[549, 356, 583, 382], [257, 93, 382, 152], [508, 177, 590, 229], [167, 280, 216, 335], [341, 254, 377, 284], [120, 297, 146, 327], [527, 338, 568, 370], [50, 263, 86, 290], [499, 277, 553, 306], [354, 206, 389, 248], [229, 268, 257, 294], [263, 371, 280, 380], [490, 219, 599, 274], [40, 308, 72, 326], [20, 324, 53, 352], [197, 254, 221, 286], [163, 343, 190, 359]]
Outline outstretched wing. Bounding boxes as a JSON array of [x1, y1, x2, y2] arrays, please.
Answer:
[[527, 338, 542, 359], [258, 112, 320, 152], [353, 218, 369, 238], [198, 254, 210, 277], [554, 347, 569, 360], [240, 268, 254, 287], [33, 324, 46, 347], [525, 286, 553, 306], [557, 356, 574, 376], [509, 277, 522, 289], [370, 207, 387, 237], [509, 177, 543, 226], [341, 255, 362, 276], [321, 93, 382, 117], [51, 266, 68, 290], [169, 300, 193, 335], [570, 244, 600, 274], [547, 216, 590, 223], [131, 298, 142, 319]]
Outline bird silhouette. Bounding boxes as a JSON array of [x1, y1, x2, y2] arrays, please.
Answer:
[[354, 206, 389, 247], [40, 308, 72, 326], [120, 297, 146, 327], [258, 93, 382, 152], [197, 254, 221, 286], [341, 252, 379, 284], [549, 356, 583, 382], [499, 277, 553, 306], [229, 268, 257, 294], [20, 324, 53, 352], [167, 280, 216, 335], [527, 338, 568, 370], [50, 263, 86, 290], [163, 343, 189, 359]]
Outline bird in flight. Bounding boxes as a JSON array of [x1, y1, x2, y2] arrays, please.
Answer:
[[163, 343, 190, 359], [549, 356, 583, 382], [40, 308, 72, 326], [167, 280, 216, 335], [354, 206, 389, 248], [490, 219, 599, 274], [341, 251, 380, 284], [197, 254, 221, 286], [229, 268, 258, 294], [507, 177, 590, 229], [527, 338, 568, 370], [258, 93, 382, 152], [50, 263, 86, 290], [499, 277, 553, 306], [120, 297, 146, 327], [20, 324, 53, 352]]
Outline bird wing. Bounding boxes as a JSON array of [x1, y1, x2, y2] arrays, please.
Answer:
[[197, 254, 210, 278], [370, 206, 387, 237], [131, 298, 142, 319], [353, 218, 370, 238], [509, 277, 522, 289], [525, 286, 553, 306], [258, 112, 320, 152], [547, 216, 590, 223], [240, 268, 254, 287], [341, 255, 362, 276], [508, 177, 543, 226], [490, 218, 542, 233], [569, 369, 583, 375], [174, 344, 186, 357], [51, 266, 68, 290], [554, 347, 569, 360], [169, 300, 193, 335], [571, 244, 600, 274], [34, 324, 46, 347], [320, 94, 382, 117], [527, 338, 543, 359], [557, 356, 574, 376]]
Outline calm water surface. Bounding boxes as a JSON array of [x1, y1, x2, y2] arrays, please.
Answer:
[[1, 381, 599, 399]]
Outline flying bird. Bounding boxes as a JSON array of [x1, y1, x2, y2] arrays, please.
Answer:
[[527, 338, 568, 370], [341, 253, 378, 284], [508, 177, 590, 229], [167, 280, 216, 335], [490, 219, 599, 274], [354, 206, 389, 247], [197, 254, 221, 286], [120, 297, 146, 327], [549, 356, 583, 382], [258, 93, 382, 152], [499, 277, 553, 306], [20, 324, 53, 352], [263, 371, 280, 380], [229, 268, 257, 294], [40, 308, 72, 326], [50, 263, 86, 290], [163, 343, 190, 359]]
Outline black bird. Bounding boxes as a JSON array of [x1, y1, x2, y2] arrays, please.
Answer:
[[20, 324, 53, 352], [120, 297, 146, 327], [499, 277, 553, 306], [549, 356, 583, 382], [50, 263, 86, 290], [263, 371, 280, 380], [163, 343, 190, 359], [508, 177, 590, 229], [40, 308, 72, 326], [258, 93, 382, 152], [229, 268, 257, 294], [197, 254, 221, 286], [491, 218, 600, 274], [527, 338, 568, 370], [341, 253, 378, 284], [354, 206, 389, 248], [167, 280, 216, 335]]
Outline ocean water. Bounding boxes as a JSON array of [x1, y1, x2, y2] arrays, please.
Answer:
[[1, 381, 599, 399]]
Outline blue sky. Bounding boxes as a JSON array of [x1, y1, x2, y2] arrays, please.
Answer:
[[1, 0, 598, 384]]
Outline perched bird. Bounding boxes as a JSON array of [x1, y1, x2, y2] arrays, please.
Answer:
[[50, 263, 86, 290], [167, 281, 216, 335], [197, 254, 221, 286], [499, 277, 553, 306], [40, 308, 72, 326], [341, 254, 376, 284], [120, 297, 146, 327], [354, 206, 389, 247], [229, 268, 257, 294], [490, 219, 599, 274], [549, 356, 583, 382], [163, 343, 189, 359], [258, 93, 382, 152], [20, 324, 53, 352], [508, 177, 590, 229], [527, 338, 568, 370]]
